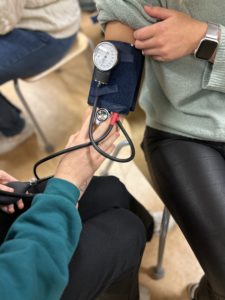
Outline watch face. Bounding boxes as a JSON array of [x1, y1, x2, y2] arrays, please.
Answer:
[[93, 42, 118, 71], [196, 39, 218, 60]]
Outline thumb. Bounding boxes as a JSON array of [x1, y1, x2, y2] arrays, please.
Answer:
[[144, 6, 173, 20], [0, 170, 17, 184]]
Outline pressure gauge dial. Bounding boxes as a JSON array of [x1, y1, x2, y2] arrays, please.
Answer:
[[93, 42, 118, 71]]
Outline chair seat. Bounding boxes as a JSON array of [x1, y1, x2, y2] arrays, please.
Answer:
[[24, 32, 90, 82]]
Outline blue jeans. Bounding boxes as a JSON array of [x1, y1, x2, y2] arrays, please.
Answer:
[[0, 29, 76, 136]]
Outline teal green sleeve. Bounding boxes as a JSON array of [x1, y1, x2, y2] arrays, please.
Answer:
[[0, 178, 82, 300]]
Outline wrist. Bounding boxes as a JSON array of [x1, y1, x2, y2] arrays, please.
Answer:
[[54, 169, 90, 195], [192, 21, 208, 53], [45, 177, 80, 204], [54, 172, 80, 189]]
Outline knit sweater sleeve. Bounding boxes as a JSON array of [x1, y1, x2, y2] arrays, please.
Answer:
[[0, 1, 26, 34], [95, 0, 156, 30], [202, 25, 225, 93], [0, 178, 82, 300]]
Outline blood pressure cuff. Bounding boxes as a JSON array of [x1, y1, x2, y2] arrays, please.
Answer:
[[88, 41, 144, 115]]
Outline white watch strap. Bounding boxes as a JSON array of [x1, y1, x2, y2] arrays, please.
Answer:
[[207, 22, 220, 40]]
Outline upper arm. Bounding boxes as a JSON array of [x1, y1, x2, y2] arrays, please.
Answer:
[[105, 21, 135, 44]]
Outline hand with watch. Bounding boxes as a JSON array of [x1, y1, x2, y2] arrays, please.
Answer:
[[134, 6, 220, 63]]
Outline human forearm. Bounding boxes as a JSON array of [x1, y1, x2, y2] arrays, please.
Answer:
[[55, 110, 119, 195]]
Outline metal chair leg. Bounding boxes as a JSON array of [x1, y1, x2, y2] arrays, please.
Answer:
[[100, 140, 129, 176], [149, 206, 170, 280], [88, 37, 95, 52], [86, 38, 95, 71], [13, 79, 54, 152]]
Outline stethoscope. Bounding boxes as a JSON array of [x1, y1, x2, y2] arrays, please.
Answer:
[[34, 41, 135, 178], [0, 42, 135, 205]]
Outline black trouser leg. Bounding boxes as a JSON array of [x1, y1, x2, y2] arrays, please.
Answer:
[[62, 208, 146, 300], [61, 176, 149, 300], [97, 264, 140, 300], [0, 92, 24, 136], [142, 127, 225, 300]]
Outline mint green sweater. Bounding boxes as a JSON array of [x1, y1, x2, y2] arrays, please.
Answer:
[[0, 178, 81, 300], [96, 0, 225, 141]]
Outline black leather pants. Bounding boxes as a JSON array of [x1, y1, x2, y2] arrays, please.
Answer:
[[142, 127, 225, 300]]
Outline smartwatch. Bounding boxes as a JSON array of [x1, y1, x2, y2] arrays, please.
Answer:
[[194, 22, 220, 62]]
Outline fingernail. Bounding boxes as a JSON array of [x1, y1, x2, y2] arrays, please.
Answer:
[[1, 207, 8, 213], [18, 200, 24, 209]]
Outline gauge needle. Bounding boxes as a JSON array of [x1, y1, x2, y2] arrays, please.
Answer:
[[101, 52, 109, 65]]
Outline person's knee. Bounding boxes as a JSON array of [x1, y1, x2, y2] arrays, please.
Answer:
[[94, 208, 146, 270], [79, 176, 136, 221], [76, 208, 146, 270], [91, 176, 133, 208], [114, 208, 147, 255]]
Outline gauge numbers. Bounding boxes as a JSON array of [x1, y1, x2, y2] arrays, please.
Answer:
[[93, 42, 118, 71]]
